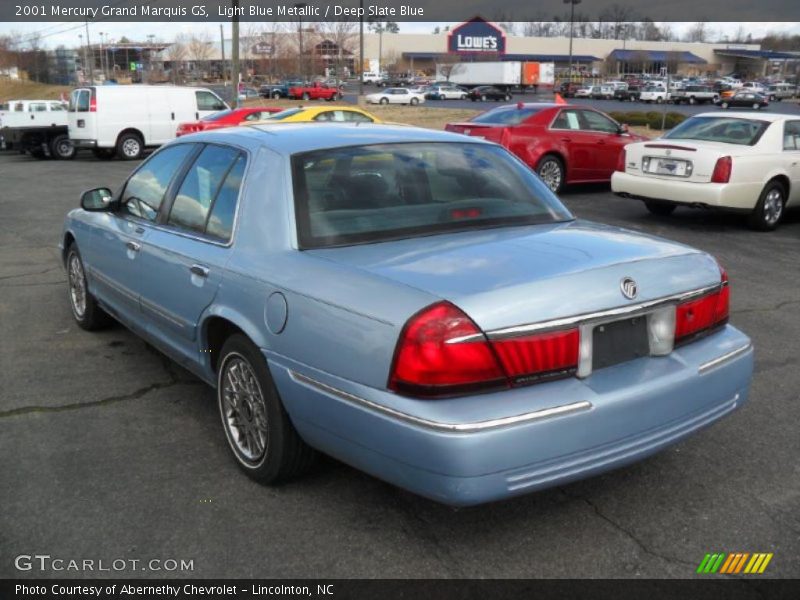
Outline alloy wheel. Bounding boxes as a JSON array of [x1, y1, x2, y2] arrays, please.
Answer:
[[763, 188, 784, 226], [68, 252, 87, 319], [538, 159, 562, 193], [122, 138, 140, 158], [221, 355, 269, 463]]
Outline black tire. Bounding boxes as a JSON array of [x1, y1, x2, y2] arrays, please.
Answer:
[[65, 244, 111, 331], [272, 91, 281, 99], [748, 181, 786, 231], [302, 92, 310, 101], [410, 97, 419, 105], [217, 334, 316, 483], [644, 200, 677, 216], [116, 132, 143, 160], [379, 97, 389, 105], [536, 154, 565, 194], [480, 94, 487, 102], [50, 134, 76, 160]]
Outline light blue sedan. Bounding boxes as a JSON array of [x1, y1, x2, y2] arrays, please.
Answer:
[[60, 124, 754, 506]]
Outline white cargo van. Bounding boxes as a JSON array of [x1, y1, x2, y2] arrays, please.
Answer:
[[68, 85, 228, 159]]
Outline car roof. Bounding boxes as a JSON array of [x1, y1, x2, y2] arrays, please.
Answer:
[[694, 111, 788, 122], [195, 123, 492, 155]]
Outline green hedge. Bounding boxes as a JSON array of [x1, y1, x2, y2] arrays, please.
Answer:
[[608, 111, 687, 130]]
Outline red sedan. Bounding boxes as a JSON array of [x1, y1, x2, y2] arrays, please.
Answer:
[[176, 107, 282, 137], [445, 103, 648, 193]]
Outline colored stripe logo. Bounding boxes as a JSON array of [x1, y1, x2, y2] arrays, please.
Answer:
[[696, 552, 773, 574]]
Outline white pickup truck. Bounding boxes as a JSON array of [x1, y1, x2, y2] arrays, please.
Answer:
[[0, 99, 74, 159]]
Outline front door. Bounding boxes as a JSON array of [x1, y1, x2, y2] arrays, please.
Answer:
[[137, 144, 246, 366], [550, 108, 596, 181]]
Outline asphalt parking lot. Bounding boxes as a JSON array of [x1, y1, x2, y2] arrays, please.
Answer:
[[0, 150, 798, 580]]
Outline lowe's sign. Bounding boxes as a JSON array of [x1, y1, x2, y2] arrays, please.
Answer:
[[448, 17, 506, 54]]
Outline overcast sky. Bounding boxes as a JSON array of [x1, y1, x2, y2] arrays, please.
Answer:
[[2, 21, 800, 48]]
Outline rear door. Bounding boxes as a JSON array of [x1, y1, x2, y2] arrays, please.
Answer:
[[137, 143, 246, 365], [68, 88, 97, 142]]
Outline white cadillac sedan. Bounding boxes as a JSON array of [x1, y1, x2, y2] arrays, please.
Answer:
[[365, 87, 426, 105], [612, 112, 800, 230]]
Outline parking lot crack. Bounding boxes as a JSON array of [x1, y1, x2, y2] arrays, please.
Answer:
[[0, 266, 61, 282], [0, 378, 200, 419], [561, 489, 696, 569], [733, 299, 800, 316]]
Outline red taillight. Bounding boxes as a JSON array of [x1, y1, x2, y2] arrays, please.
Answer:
[[711, 156, 732, 183], [675, 266, 729, 343], [492, 329, 579, 381], [615, 148, 626, 173], [389, 302, 505, 396], [388, 302, 579, 397]]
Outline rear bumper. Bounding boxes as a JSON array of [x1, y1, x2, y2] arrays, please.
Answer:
[[269, 325, 753, 506], [611, 171, 758, 211]]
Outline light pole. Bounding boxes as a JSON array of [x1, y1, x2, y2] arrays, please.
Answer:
[[564, 0, 581, 83], [295, 3, 308, 80]]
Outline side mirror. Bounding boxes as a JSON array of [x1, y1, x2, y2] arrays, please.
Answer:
[[81, 187, 114, 211], [619, 123, 629, 135]]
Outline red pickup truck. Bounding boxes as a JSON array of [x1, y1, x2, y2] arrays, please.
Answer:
[[288, 82, 342, 101]]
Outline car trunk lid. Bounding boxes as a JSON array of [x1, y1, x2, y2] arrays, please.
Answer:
[[444, 122, 509, 144], [308, 220, 720, 333], [623, 140, 741, 183]]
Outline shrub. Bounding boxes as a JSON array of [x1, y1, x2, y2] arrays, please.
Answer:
[[610, 111, 687, 130]]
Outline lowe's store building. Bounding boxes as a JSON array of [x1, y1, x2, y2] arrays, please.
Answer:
[[364, 18, 795, 80]]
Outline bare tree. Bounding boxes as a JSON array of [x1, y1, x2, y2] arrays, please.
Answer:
[[435, 54, 463, 81], [685, 23, 707, 43], [188, 31, 213, 78], [164, 34, 189, 83], [318, 20, 358, 77]]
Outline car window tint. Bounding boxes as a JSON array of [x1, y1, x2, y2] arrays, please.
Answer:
[[196, 91, 226, 111], [784, 121, 800, 151], [206, 154, 246, 242], [580, 110, 618, 133], [344, 111, 373, 123], [552, 109, 581, 130], [121, 145, 194, 222], [293, 142, 573, 249], [168, 145, 240, 233], [30, 103, 47, 112]]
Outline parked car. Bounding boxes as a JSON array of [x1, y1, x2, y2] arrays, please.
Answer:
[[573, 86, 593, 98], [466, 86, 513, 102], [445, 102, 648, 193], [639, 86, 670, 104], [670, 85, 719, 105], [250, 106, 381, 123], [176, 107, 283, 137], [557, 82, 583, 98], [741, 82, 767, 95], [287, 82, 342, 101], [68, 85, 229, 160], [361, 71, 385, 85], [365, 87, 426, 105], [238, 87, 260, 101], [612, 113, 799, 230], [426, 85, 468, 100], [587, 85, 614, 99], [60, 123, 753, 506], [716, 91, 770, 110], [614, 85, 642, 102], [766, 83, 796, 101], [259, 81, 304, 99]]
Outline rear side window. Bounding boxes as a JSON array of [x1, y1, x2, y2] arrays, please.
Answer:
[[784, 121, 800, 151], [207, 155, 246, 241], [470, 106, 542, 125], [167, 145, 239, 233], [121, 144, 195, 222]]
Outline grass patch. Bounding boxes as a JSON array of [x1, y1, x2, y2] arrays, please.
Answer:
[[0, 79, 72, 102]]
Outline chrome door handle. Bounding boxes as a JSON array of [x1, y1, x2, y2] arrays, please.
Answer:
[[190, 264, 209, 278], [126, 241, 140, 252]]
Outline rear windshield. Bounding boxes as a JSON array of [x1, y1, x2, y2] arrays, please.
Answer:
[[470, 106, 542, 125], [663, 116, 770, 146], [292, 142, 573, 249]]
